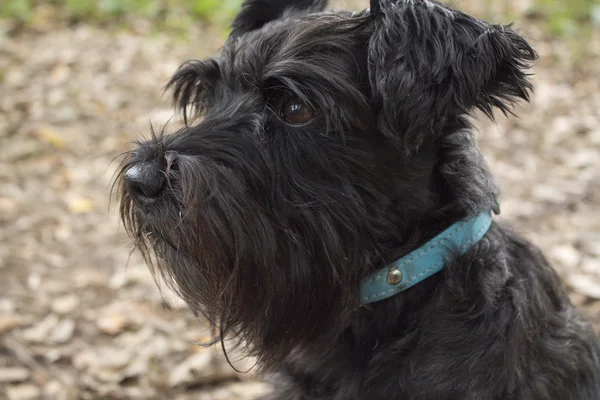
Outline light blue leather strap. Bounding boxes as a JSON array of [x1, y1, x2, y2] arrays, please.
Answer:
[[360, 211, 493, 304]]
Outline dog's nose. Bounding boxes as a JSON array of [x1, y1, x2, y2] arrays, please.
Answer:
[[124, 162, 165, 204]]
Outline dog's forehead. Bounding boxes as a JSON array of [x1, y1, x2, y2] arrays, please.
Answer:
[[220, 11, 364, 76]]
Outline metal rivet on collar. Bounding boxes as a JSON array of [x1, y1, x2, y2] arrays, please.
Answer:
[[386, 269, 403, 285]]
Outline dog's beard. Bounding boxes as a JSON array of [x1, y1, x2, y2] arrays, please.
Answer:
[[118, 148, 370, 367]]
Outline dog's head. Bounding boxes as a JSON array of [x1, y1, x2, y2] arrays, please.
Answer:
[[118, 0, 536, 365]]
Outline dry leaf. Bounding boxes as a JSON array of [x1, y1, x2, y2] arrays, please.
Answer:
[[570, 275, 600, 300], [0, 315, 23, 334], [35, 125, 66, 149], [0, 368, 30, 383], [51, 295, 79, 315], [550, 245, 581, 269], [97, 315, 128, 335], [49, 319, 76, 344], [67, 197, 95, 214], [169, 351, 213, 387], [23, 315, 60, 343], [5, 384, 41, 400]]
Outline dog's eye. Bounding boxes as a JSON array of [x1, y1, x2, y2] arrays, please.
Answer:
[[281, 99, 314, 125]]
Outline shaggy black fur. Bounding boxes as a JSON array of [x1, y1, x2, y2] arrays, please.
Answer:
[[117, 1, 600, 398]]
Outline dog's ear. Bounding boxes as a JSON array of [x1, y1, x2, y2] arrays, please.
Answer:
[[368, 0, 537, 151], [167, 59, 220, 124], [230, 0, 328, 38]]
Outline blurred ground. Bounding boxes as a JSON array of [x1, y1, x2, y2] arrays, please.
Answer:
[[0, 1, 599, 399]]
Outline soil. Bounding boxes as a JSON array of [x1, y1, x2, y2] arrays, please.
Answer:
[[0, 2, 599, 399]]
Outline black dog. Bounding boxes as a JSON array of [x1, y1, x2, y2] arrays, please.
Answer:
[[118, 0, 600, 398]]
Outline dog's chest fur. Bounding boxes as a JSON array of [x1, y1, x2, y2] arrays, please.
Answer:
[[277, 225, 600, 399]]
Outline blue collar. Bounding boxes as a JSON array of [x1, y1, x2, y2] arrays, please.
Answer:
[[360, 211, 493, 304]]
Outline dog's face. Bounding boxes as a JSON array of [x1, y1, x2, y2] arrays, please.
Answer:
[[118, 0, 535, 365]]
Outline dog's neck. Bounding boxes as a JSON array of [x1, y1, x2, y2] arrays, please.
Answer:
[[360, 210, 493, 304], [348, 114, 500, 337], [376, 116, 499, 261]]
